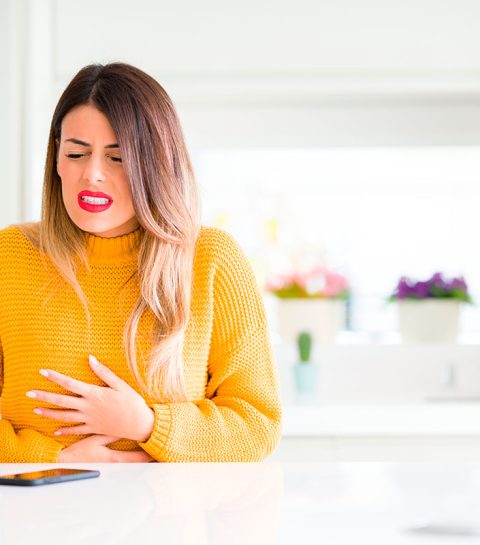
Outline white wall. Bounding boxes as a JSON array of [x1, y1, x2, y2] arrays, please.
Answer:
[[0, 0, 25, 226], [3, 0, 480, 224]]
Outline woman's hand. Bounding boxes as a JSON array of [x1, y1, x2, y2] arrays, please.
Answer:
[[57, 435, 154, 463], [26, 355, 155, 442]]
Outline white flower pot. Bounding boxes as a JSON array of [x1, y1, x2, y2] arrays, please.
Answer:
[[397, 299, 461, 343], [275, 298, 346, 344]]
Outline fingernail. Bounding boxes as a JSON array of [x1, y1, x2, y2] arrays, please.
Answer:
[[33, 408, 42, 415], [39, 369, 49, 377], [89, 355, 99, 366], [26, 391, 37, 398]]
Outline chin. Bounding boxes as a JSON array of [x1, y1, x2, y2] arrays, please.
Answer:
[[68, 216, 112, 235]]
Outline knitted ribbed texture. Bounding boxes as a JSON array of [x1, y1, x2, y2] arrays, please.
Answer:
[[0, 224, 282, 462]]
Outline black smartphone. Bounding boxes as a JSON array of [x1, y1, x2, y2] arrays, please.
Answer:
[[0, 468, 100, 486]]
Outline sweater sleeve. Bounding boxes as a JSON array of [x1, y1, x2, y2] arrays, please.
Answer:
[[139, 229, 283, 462], [0, 336, 65, 463]]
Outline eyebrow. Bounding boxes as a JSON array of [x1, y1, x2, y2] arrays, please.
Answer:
[[64, 138, 119, 149]]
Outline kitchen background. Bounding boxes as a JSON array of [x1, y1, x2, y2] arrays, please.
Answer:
[[2, 0, 480, 460]]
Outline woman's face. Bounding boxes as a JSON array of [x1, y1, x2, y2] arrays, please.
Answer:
[[57, 104, 139, 238]]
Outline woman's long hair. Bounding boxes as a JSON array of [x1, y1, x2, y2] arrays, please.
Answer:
[[21, 63, 202, 402]]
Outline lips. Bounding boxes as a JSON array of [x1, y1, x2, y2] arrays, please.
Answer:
[[77, 190, 113, 213]]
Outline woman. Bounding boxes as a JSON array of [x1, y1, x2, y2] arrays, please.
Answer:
[[0, 63, 282, 462]]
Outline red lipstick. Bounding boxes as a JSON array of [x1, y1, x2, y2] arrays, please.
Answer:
[[78, 190, 113, 213]]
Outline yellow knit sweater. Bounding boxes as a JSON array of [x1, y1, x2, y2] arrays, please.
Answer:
[[0, 224, 282, 462]]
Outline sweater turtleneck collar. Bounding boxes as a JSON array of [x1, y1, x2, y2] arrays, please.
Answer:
[[85, 227, 142, 264]]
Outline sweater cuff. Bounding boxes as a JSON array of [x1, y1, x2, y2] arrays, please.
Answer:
[[30, 433, 65, 463], [138, 404, 171, 458]]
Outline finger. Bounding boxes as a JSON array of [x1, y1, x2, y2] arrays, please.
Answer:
[[88, 355, 129, 391], [91, 434, 123, 446], [26, 389, 83, 410], [34, 407, 84, 423], [39, 369, 91, 397], [54, 424, 91, 436], [112, 450, 155, 463], [76, 434, 122, 446]]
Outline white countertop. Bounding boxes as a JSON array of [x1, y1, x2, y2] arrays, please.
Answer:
[[1, 462, 480, 544]]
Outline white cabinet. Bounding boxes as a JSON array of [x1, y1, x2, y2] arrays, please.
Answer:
[[273, 343, 480, 461], [273, 403, 480, 462]]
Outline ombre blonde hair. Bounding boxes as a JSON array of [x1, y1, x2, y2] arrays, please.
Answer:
[[20, 63, 201, 402]]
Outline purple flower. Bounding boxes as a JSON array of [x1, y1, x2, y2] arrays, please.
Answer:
[[414, 281, 430, 298], [431, 272, 448, 289], [390, 272, 472, 303], [449, 277, 467, 291]]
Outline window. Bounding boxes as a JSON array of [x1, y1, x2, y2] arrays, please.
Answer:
[[194, 146, 480, 342]]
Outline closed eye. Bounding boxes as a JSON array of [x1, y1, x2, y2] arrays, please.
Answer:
[[65, 153, 122, 163]]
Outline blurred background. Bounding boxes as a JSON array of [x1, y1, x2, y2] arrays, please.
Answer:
[[2, 0, 480, 460]]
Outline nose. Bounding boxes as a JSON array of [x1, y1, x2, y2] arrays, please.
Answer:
[[82, 154, 106, 184]]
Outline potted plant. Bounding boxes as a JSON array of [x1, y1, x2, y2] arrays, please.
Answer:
[[388, 272, 472, 343], [293, 331, 317, 402], [266, 265, 350, 344]]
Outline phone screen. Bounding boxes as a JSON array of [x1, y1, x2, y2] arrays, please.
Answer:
[[0, 468, 100, 486]]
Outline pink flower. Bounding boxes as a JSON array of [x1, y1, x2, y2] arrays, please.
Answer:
[[266, 265, 350, 299]]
